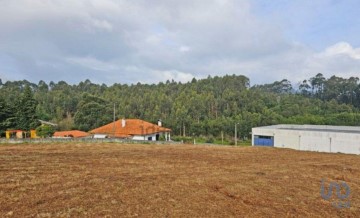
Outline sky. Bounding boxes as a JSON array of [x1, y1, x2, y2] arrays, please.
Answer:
[[0, 0, 359, 86]]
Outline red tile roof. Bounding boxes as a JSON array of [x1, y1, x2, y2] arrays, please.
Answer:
[[6, 130, 24, 133], [53, 130, 90, 138], [89, 119, 171, 138]]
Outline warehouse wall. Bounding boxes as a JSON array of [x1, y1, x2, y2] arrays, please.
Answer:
[[252, 126, 360, 155], [273, 129, 300, 150], [297, 131, 331, 153], [329, 133, 360, 154]]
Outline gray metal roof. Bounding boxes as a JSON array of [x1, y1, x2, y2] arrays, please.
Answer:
[[279, 127, 360, 134], [254, 124, 360, 134]]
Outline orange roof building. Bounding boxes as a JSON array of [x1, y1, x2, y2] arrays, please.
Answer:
[[53, 130, 90, 138], [89, 119, 171, 141]]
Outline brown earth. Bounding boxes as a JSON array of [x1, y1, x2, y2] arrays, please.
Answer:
[[0, 143, 359, 217]]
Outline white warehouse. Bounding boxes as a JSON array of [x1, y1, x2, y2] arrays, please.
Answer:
[[252, 124, 360, 155]]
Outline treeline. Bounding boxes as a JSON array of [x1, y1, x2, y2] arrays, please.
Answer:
[[0, 74, 360, 140]]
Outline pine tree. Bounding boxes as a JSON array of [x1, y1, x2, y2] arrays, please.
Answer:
[[0, 97, 9, 134], [15, 85, 39, 131]]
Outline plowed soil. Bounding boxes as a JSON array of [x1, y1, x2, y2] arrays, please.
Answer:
[[0, 143, 359, 217]]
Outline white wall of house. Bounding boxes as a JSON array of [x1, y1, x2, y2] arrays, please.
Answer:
[[132, 132, 171, 141], [93, 134, 107, 139], [132, 134, 157, 141], [252, 125, 360, 155]]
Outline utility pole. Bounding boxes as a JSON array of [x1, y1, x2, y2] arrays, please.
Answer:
[[221, 131, 224, 145], [235, 123, 239, 146], [183, 123, 186, 137], [113, 103, 116, 122], [112, 103, 116, 137]]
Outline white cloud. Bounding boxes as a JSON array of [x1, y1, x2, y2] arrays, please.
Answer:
[[305, 42, 360, 78], [145, 34, 162, 45], [153, 70, 196, 83], [319, 42, 360, 60], [179, 46, 190, 53], [66, 56, 119, 71], [0, 0, 359, 85], [90, 18, 113, 32]]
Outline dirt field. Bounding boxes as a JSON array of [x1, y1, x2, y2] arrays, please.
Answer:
[[0, 143, 359, 217]]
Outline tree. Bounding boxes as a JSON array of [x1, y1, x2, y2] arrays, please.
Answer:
[[310, 73, 325, 98], [299, 80, 311, 96], [0, 97, 12, 135], [253, 79, 292, 94], [58, 112, 75, 131], [15, 85, 40, 131], [1, 74, 360, 142], [74, 94, 112, 131]]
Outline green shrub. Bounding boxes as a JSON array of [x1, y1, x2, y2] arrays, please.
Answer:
[[36, 125, 55, 138]]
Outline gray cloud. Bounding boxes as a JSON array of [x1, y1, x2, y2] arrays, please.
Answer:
[[0, 0, 359, 85]]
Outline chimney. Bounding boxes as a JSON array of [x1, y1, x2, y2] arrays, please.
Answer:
[[158, 119, 162, 127], [122, 119, 126, 128]]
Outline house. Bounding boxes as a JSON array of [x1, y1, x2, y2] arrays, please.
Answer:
[[5, 130, 24, 139], [252, 124, 360, 155], [89, 119, 171, 141], [53, 130, 90, 138], [5, 129, 38, 139]]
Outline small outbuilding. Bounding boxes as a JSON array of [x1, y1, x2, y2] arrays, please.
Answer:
[[252, 124, 360, 155], [5, 130, 38, 139], [5, 130, 24, 139]]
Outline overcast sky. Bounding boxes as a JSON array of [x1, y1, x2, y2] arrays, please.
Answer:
[[0, 0, 359, 85]]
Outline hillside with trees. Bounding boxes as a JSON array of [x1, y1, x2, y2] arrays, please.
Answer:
[[0, 74, 360, 142]]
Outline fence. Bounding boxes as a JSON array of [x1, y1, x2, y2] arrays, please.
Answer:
[[0, 138, 183, 145]]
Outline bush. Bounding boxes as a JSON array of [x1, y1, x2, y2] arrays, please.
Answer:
[[205, 136, 214, 143], [172, 136, 193, 144], [36, 125, 55, 138]]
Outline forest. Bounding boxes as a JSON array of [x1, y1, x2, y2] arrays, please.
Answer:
[[1, 73, 360, 142]]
